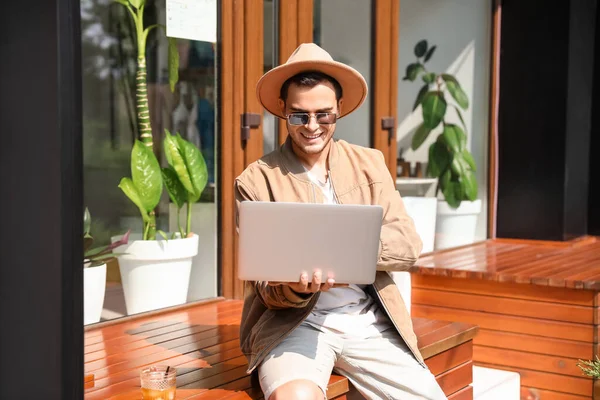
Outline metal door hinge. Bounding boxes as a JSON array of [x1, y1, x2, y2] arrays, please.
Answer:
[[381, 117, 395, 144], [241, 113, 261, 142]]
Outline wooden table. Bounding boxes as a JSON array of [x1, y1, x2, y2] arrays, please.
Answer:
[[84, 299, 478, 399], [410, 237, 600, 400]]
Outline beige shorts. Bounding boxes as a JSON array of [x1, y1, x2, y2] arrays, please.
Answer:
[[258, 323, 447, 400]]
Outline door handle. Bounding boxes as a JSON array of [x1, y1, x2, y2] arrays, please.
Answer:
[[240, 113, 261, 142], [381, 117, 395, 144]]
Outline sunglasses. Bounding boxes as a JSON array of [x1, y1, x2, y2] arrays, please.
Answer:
[[285, 112, 338, 126]]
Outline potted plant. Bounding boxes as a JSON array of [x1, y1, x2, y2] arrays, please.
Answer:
[[83, 208, 130, 324], [403, 39, 481, 250], [112, 0, 207, 315]]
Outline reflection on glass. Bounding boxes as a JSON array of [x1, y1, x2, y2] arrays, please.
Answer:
[[313, 0, 372, 148], [81, 0, 218, 323], [263, 0, 278, 154]]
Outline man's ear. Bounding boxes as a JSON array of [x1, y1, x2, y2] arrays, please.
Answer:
[[337, 99, 344, 116], [278, 98, 285, 116]]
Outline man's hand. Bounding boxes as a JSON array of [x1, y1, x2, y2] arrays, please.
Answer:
[[267, 270, 348, 294]]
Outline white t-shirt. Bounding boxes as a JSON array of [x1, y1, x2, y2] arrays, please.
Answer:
[[301, 169, 392, 338]]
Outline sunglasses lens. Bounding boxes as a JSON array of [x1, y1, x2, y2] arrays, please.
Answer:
[[317, 113, 337, 124], [288, 114, 308, 125]]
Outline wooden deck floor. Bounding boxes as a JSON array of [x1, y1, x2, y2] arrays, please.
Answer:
[[84, 299, 478, 399]]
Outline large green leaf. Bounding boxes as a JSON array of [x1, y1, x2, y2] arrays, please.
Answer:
[[442, 124, 466, 152], [461, 170, 478, 201], [441, 74, 469, 109], [413, 84, 429, 110], [403, 63, 424, 81], [427, 140, 451, 178], [411, 123, 432, 151], [130, 140, 162, 212], [167, 37, 180, 93], [414, 40, 428, 57], [118, 177, 150, 221], [176, 135, 208, 202], [162, 167, 186, 209], [424, 45, 437, 62], [462, 149, 477, 171], [451, 154, 469, 178], [453, 105, 468, 133], [164, 132, 194, 193], [114, 0, 129, 6], [422, 91, 446, 129], [442, 179, 463, 208], [422, 73, 436, 84]]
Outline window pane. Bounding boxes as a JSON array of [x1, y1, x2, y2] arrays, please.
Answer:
[[397, 0, 490, 251], [81, 0, 218, 323], [313, 0, 372, 148]]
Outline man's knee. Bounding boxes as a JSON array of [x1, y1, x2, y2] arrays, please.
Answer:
[[268, 379, 325, 400]]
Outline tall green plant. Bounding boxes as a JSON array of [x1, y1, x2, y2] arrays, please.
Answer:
[[403, 40, 478, 209], [114, 0, 179, 148], [113, 0, 181, 240]]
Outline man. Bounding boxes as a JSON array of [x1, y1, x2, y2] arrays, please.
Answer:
[[235, 43, 446, 400]]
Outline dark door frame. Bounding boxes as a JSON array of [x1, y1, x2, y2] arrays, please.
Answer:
[[0, 0, 84, 398]]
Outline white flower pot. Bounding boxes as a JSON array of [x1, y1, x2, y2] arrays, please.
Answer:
[[389, 196, 438, 315], [114, 234, 199, 315], [435, 199, 482, 250], [83, 263, 107, 325]]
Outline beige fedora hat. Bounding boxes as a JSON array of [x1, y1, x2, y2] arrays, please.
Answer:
[[256, 43, 368, 119]]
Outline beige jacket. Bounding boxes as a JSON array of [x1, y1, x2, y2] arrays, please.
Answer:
[[235, 137, 425, 373]]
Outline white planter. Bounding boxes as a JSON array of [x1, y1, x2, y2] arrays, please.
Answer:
[[402, 196, 437, 253], [389, 196, 438, 315], [83, 263, 107, 325], [114, 234, 199, 315], [169, 203, 217, 302], [435, 199, 482, 250]]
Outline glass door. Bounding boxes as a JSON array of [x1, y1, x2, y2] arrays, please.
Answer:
[[81, 0, 266, 317]]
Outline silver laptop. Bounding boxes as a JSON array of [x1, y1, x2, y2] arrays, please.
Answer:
[[238, 201, 383, 284]]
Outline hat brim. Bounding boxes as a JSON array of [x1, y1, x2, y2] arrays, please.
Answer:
[[256, 60, 368, 119]]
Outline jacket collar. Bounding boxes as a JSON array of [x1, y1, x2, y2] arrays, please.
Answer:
[[280, 135, 340, 183]]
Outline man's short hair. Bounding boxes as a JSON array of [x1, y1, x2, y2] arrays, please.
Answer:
[[279, 71, 343, 104]]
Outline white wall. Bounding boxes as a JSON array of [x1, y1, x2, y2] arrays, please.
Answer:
[[318, 0, 372, 148], [397, 0, 491, 241]]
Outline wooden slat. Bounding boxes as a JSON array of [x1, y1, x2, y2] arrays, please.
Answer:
[[413, 288, 593, 324], [474, 329, 593, 360], [488, 0, 501, 239], [220, 0, 235, 299], [387, 0, 399, 177], [520, 387, 588, 400], [418, 321, 478, 359], [436, 361, 472, 397], [477, 362, 592, 397], [425, 341, 473, 376], [448, 385, 473, 400], [411, 238, 600, 289], [473, 344, 583, 377], [277, 0, 298, 146], [372, 0, 392, 173], [296, 0, 313, 44], [413, 304, 593, 342], [243, 0, 264, 169], [411, 274, 597, 306]]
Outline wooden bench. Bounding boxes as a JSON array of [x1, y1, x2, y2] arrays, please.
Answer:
[[84, 299, 478, 399], [410, 237, 600, 399]]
